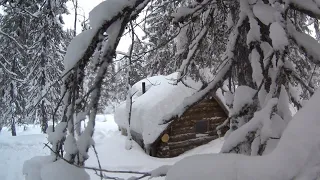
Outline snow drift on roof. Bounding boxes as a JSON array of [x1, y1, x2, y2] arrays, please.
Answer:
[[114, 73, 202, 145]]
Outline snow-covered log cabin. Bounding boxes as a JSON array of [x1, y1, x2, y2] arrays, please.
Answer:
[[115, 73, 229, 158]]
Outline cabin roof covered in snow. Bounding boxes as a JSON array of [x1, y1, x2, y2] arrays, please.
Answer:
[[114, 73, 228, 145]]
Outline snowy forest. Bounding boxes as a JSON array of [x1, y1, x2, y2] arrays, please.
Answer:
[[1, 0, 320, 180]]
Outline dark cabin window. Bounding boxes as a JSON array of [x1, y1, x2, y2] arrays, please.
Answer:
[[195, 120, 208, 134]]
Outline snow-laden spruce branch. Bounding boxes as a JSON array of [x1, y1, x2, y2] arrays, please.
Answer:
[[176, 7, 215, 82], [287, 20, 320, 66], [0, 2, 39, 18], [25, 67, 74, 116], [0, 29, 27, 56], [124, 19, 193, 63], [288, 0, 320, 19], [172, 0, 216, 23]]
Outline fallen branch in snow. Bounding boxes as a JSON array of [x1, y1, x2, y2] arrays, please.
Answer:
[[44, 143, 168, 180], [92, 145, 103, 180]]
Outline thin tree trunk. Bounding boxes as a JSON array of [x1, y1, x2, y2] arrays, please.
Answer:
[[11, 117, 16, 136], [41, 99, 48, 133], [73, 0, 78, 36]]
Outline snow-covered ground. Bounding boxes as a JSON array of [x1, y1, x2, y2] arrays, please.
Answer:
[[0, 114, 224, 180], [88, 115, 224, 180], [0, 126, 49, 180]]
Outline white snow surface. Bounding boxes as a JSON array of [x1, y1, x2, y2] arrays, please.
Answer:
[[19, 115, 224, 180], [89, 0, 134, 29], [85, 118, 224, 180], [23, 156, 53, 180], [63, 29, 96, 72], [115, 72, 202, 145], [41, 159, 89, 180], [0, 125, 49, 180], [166, 89, 320, 180]]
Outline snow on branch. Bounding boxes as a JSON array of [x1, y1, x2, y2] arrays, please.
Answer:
[[221, 98, 277, 153], [172, 0, 213, 23], [287, 20, 320, 65], [162, 60, 232, 124], [64, 0, 151, 74], [288, 0, 320, 19], [177, 8, 212, 81], [60, 0, 152, 166], [0, 29, 27, 55]]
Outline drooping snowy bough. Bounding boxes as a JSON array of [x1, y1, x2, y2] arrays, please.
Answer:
[[47, 0, 151, 166], [168, 0, 320, 157]]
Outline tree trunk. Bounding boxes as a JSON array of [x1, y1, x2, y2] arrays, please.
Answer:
[[41, 100, 48, 133], [11, 118, 16, 136]]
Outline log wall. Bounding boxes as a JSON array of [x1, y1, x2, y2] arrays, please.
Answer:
[[154, 98, 228, 158]]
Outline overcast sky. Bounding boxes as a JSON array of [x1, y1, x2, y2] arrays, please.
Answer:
[[63, 0, 131, 52], [63, 0, 103, 30]]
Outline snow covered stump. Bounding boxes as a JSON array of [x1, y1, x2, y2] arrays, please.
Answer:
[[166, 90, 320, 180]]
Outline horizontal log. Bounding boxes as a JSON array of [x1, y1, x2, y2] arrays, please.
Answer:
[[209, 119, 228, 127], [169, 133, 196, 142], [156, 151, 170, 158], [192, 100, 219, 107], [170, 126, 194, 135], [183, 111, 227, 119], [158, 145, 169, 151], [176, 113, 216, 122], [168, 146, 197, 157], [168, 136, 216, 150], [183, 108, 224, 116], [171, 120, 194, 128], [171, 117, 227, 129]]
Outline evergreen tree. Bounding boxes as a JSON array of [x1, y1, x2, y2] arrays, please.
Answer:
[[0, 0, 70, 134], [25, 0, 69, 133]]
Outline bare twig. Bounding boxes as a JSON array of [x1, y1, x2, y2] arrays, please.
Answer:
[[92, 145, 103, 180], [44, 143, 166, 179]]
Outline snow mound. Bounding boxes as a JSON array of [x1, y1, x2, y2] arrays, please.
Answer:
[[23, 156, 53, 180], [114, 72, 202, 145], [41, 160, 89, 180], [24, 157, 89, 180]]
